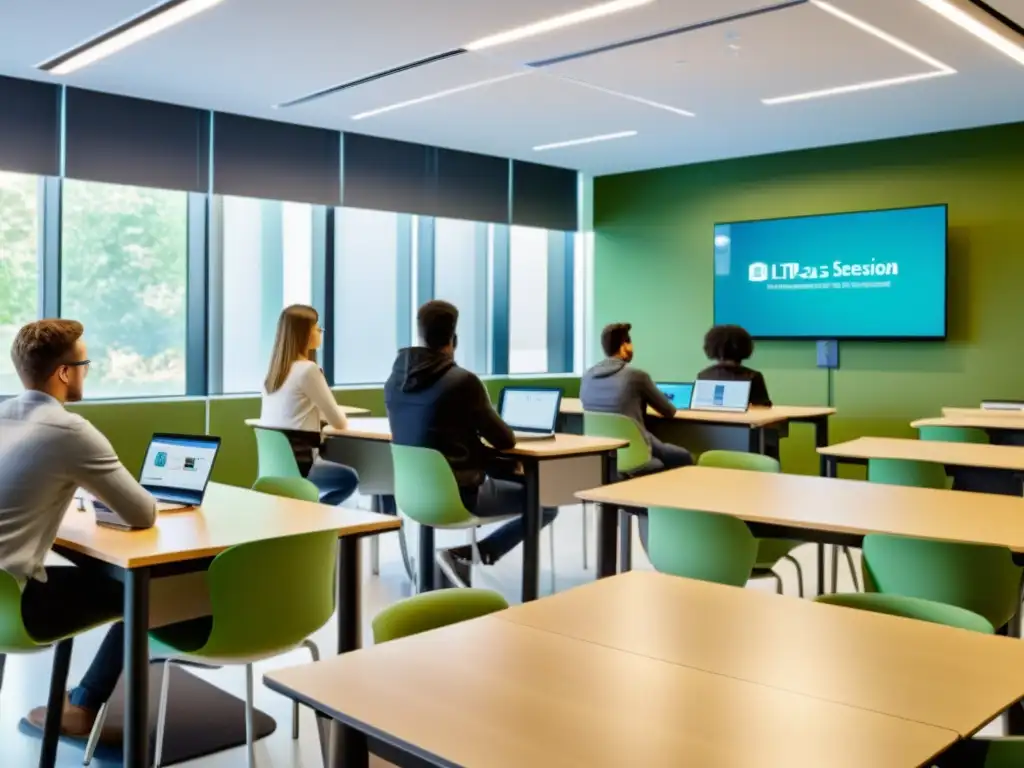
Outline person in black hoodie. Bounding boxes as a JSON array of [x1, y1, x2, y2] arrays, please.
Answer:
[[385, 300, 558, 582], [697, 324, 772, 407]]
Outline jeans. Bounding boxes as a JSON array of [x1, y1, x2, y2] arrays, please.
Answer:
[[638, 438, 695, 551], [459, 478, 558, 563], [307, 459, 360, 506], [21, 566, 124, 711]]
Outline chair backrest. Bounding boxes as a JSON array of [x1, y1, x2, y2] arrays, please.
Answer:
[[582, 412, 651, 474], [863, 533, 1022, 630], [199, 529, 338, 658], [252, 476, 320, 503], [918, 425, 989, 444], [372, 588, 509, 644], [698, 450, 780, 473], [868, 458, 947, 489], [0, 570, 38, 650], [390, 444, 474, 527], [252, 427, 302, 479], [647, 507, 757, 587], [818, 592, 994, 634]]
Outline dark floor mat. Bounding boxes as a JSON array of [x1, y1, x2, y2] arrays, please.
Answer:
[[20, 662, 276, 766]]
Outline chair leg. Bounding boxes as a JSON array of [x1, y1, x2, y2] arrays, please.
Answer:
[[0, 652, 6, 691], [292, 640, 321, 739], [244, 663, 256, 768], [843, 547, 860, 592], [783, 554, 805, 599], [370, 536, 381, 576], [549, 523, 557, 596], [40, 638, 74, 768], [830, 545, 840, 593], [82, 703, 109, 765], [154, 660, 173, 768], [771, 571, 784, 595], [582, 504, 589, 570]]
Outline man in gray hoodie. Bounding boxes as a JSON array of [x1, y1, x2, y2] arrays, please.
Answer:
[[580, 322, 693, 472]]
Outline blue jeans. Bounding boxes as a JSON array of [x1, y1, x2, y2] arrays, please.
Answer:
[[459, 478, 558, 563], [307, 459, 360, 506]]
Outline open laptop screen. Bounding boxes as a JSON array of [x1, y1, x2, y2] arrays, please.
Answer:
[[499, 388, 562, 433], [656, 382, 694, 411], [690, 380, 752, 413], [140, 434, 220, 505]]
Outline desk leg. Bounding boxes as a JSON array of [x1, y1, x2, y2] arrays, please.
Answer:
[[815, 417, 830, 474], [817, 454, 838, 596], [337, 537, 362, 654], [418, 524, 436, 593], [326, 722, 369, 768], [596, 452, 619, 580], [123, 568, 150, 768], [521, 462, 541, 603], [618, 511, 632, 572]]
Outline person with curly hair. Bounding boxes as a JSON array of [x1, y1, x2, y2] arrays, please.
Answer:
[[697, 324, 772, 407]]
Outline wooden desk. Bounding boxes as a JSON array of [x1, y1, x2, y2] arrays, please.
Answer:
[[500, 571, 1024, 737], [54, 483, 399, 768], [944, 408, 1024, 419], [819, 436, 1024, 472], [914, 415, 1024, 433], [322, 419, 627, 601], [265, 615, 957, 768], [560, 398, 835, 462], [577, 465, 1024, 594]]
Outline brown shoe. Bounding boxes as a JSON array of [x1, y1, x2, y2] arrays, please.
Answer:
[[26, 694, 98, 739]]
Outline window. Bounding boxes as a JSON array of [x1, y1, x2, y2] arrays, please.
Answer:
[[0, 171, 40, 394], [211, 196, 314, 393], [61, 180, 188, 398], [334, 208, 408, 384], [508, 226, 550, 374], [433, 218, 490, 374]]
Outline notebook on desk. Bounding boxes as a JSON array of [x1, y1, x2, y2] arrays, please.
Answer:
[[690, 380, 752, 413]]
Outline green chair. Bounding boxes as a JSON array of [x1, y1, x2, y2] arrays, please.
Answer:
[[698, 450, 819, 596], [372, 588, 509, 643], [968, 737, 1024, 767], [647, 507, 757, 586], [252, 475, 320, 503], [251, 425, 303, 479], [816, 533, 1021, 633], [390, 444, 557, 593], [868, 457, 947, 489], [582, 412, 654, 570], [0, 570, 121, 768], [918, 425, 989, 444]]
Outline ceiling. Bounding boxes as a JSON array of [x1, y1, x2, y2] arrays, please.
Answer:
[[1, 0, 1024, 175]]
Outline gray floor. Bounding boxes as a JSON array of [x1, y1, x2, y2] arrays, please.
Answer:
[[1, 502, 997, 766]]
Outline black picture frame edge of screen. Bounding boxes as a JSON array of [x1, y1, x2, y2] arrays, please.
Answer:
[[710, 202, 949, 342]]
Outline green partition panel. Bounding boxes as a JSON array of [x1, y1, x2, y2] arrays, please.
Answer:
[[485, 377, 580, 403], [68, 400, 207, 475], [208, 396, 261, 488]]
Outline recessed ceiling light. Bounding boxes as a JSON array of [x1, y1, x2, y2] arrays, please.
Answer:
[[914, 0, 1024, 67], [533, 130, 638, 151], [465, 0, 655, 51], [762, 0, 955, 105], [351, 73, 527, 120], [38, 0, 226, 75]]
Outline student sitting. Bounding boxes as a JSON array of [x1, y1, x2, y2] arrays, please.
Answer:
[[580, 322, 694, 471], [260, 305, 359, 505], [0, 320, 189, 737], [384, 300, 558, 583], [697, 324, 772, 406]]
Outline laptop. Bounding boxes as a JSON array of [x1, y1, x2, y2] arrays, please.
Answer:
[[656, 382, 694, 411], [499, 387, 562, 441], [690, 380, 752, 413]]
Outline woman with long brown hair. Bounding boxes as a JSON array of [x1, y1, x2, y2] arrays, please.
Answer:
[[260, 305, 358, 504]]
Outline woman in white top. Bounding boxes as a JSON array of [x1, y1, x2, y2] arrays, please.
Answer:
[[260, 304, 359, 505]]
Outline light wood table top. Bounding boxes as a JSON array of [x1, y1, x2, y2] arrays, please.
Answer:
[[576, 465, 1024, 552], [265, 616, 956, 768], [820, 436, 1024, 471], [56, 482, 400, 569], [243, 406, 370, 427], [561, 398, 834, 427], [943, 407, 1024, 419], [914, 415, 1024, 431], [500, 571, 1024, 736], [324, 418, 627, 458]]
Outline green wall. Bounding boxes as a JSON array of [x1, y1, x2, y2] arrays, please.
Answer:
[[72, 376, 580, 488], [593, 122, 1024, 476]]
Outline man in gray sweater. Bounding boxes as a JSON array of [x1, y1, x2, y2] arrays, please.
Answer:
[[580, 322, 694, 472], [0, 319, 157, 737]]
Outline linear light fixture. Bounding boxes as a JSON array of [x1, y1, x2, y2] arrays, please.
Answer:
[[914, 0, 1024, 66], [533, 130, 638, 151], [554, 74, 695, 116], [762, 0, 956, 105], [351, 73, 527, 120], [38, 0, 225, 75], [465, 0, 656, 51]]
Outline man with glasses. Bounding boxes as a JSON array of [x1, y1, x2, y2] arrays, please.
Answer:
[[0, 319, 156, 737]]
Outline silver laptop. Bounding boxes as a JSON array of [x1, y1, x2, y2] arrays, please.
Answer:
[[499, 387, 562, 441], [139, 433, 221, 511], [690, 380, 752, 413]]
